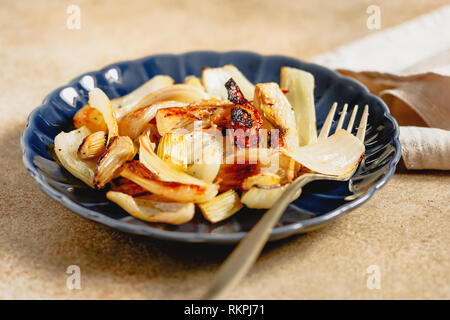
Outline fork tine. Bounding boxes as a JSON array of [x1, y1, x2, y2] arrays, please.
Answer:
[[318, 102, 337, 139], [336, 103, 348, 130], [356, 104, 369, 142], [346, 104, 359, 132]]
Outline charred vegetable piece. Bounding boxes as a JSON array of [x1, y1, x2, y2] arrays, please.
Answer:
[[107, 191, 195, 225], [120, 161, 217, 203], [116, 84, 212, 119], [185, 131, 223, 183], [110, 177, 149, 197], [224, 78, 263, 148], [54, 127, 96, 188], [254, 82, 299, 150], [113, 75, 174, 118], [198, 190, 243, 223], [277, 153, 297, 181], [138, 132, 219, 201], [140, 131, 210, 185], [156, 132, 189, 170], [217, 147, 280, 192], [241, 183, 302, 209], [73, 105, 107, 132], [216, 163, 260, 192], [88, 88, 119, 146], [119, 101, 187, 139], [202, 65, 254, 100], [94, 135, 136, 189], [241, 173, 281, 190], [280, 67, 318, 146], [77, 131, 107, 160], [284, 129, 364, 177], [155, 102, 233, 136]]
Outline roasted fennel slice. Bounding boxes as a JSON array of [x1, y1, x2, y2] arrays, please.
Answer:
[[202, 65, 255, 101], [54, 127, 96, 188], [185, 131, 223, 183], [107, 191, 195, 225], [254, 82, 299, 150], [217, 147, 279, 192], [121, 161, 218, 203], [111, 75, 174, 116], [88, 88, 119, 146], [241, 173, 281, 190], [284, 129, 365, 176], [119, 101, 187, 139], [110, 177, 149, 196], [276, 153, 297, 181], [241, 183, 302, 209], [139, 132, 219, 201], [75, 75, 174, 129], [77, 131, 107, 160], [156, 132, 189, 170], [116, 84, 212, 119], [280, 67, 318, 146], [93, 135, 136, 189], [73, 105, 107, 132], [198, 190, 243, 223], [155, 102, 233, 136]]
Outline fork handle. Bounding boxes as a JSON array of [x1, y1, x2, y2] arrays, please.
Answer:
[[201, 174, 313, 300]]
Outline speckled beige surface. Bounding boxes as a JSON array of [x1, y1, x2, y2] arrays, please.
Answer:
[[1, 0, 449, 299]]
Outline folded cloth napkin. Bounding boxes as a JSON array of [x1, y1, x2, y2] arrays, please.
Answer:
[[400, 126, 450, 170], [312, 5, 450, 170]]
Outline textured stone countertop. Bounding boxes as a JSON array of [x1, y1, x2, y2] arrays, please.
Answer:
[[0, 0, 448, 299]]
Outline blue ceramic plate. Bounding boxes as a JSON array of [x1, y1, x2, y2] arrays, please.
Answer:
[[21, 51, 401, 244]]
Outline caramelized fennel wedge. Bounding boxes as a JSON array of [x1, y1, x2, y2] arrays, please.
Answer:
[[75, 76, 174, 130], [184, 131, 223, 183], [139, 132, 219, 201], [241, 183, 302, 209], [119, 101, 187, 139], [254, 82, 299, 150], [77, 131, 107, 160], [278, 153, 296, 181], [280, 67, 318, 146], [198, 190, 243, 223], [107, 191, 195, 225], [94, 135, 136, 189], [241, 173, 281, 190], [88, 88, 119, 146], [202, 65, 254, 100], [121, 161, 218, 203], [223, 65, 255, 100], [218, 147, 280, 192], [139, 131, 216, 188], [223, 79, 264, 148], [54, 127, 96, 188], [110, 177, 149, 196], [73, 105, 107, 132], [216, 162, 260, 192], [284, 129, 365, 176], [156, 132, 189, 170], [116, 84, 213, 119], [112, 75, 174, 116], [155, 102, 233, 136], [155, 108, 203, 136]]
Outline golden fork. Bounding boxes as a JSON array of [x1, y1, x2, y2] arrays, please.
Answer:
[[202, 102, 369, 299]]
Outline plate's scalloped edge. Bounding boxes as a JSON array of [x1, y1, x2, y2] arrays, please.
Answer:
[[21, 51, 402, 244]]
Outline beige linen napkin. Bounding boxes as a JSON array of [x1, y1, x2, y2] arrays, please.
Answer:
[[312, 5, 450, 170]]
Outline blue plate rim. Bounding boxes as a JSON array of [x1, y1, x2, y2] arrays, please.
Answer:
[[21, 50, 402, 244]]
